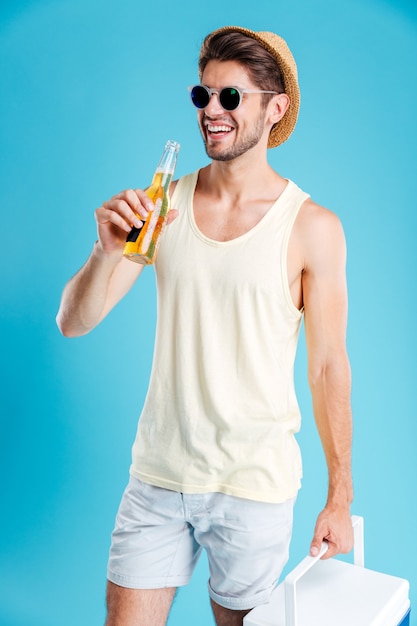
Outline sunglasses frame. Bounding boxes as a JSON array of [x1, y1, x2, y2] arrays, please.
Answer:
[[188, 84, 279, 111]]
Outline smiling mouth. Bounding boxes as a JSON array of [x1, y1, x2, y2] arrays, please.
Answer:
[[205, 121, 235, 142], [207, 124, 233, 134]]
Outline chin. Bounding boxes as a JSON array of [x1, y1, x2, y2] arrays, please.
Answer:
[[205, 145, 233, 161]]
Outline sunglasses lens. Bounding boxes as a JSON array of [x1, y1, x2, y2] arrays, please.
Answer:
[[219, 88, 241, 111], [190, 85, 210, 109]]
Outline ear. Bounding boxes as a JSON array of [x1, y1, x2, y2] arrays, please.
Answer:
[[268, 93, 290, 125]]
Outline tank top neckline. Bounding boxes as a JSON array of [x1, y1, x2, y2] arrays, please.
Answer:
[[186, 170, 296, 247]]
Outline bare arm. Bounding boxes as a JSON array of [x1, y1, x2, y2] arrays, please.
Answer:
[[299, 201, 354, 559], [56, 242, 145, 337], [56, 188, 155, 337]]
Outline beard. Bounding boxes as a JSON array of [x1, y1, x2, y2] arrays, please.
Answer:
[[200, 110, 266, 162]]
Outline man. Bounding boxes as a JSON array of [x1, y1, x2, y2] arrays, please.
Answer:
[[57, 26, 353, 626]]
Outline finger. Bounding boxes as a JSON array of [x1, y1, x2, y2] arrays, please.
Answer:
[[110, 195, 144, 222], [310, 519, 329, 557], [102, 198, 144, 229], [121, 188, 152, 221], [134, 188, 155, 212], [95, 206, 140, 233], [310, 536, 336, 560], [311, 526, 353, 559], [166, 209, 178, 225], [320, 541, 337, 560], [339, 524, 354, 554], [107, 189, 151, 223], [310, 539, 322, 557]]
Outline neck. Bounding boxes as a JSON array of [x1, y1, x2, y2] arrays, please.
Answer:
[[201, 144, 284, 201]]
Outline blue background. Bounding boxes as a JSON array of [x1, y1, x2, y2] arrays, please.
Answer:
[[1, 0, 416, 624]]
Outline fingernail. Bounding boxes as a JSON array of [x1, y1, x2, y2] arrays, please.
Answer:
[[311, 546, 319, 556]]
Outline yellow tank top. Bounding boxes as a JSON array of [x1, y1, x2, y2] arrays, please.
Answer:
[[130, 170, 310, 503]]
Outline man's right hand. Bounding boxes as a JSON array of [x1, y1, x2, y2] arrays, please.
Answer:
[[94, 188, 155, 255]]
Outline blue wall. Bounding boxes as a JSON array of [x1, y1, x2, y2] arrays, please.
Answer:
[[1, 0, 416, 624]]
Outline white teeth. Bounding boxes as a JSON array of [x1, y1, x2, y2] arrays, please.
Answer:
[[208, 125, 232, 132]]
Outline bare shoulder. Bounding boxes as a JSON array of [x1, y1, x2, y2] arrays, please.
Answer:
[[294, 198, 347, 271], [297, 197, 344, 236]]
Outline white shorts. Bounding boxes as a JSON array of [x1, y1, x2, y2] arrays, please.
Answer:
[[107, 476, 295, 611]]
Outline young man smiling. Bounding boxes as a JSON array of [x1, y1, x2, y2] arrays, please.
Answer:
[[57, 26, 354, 626]]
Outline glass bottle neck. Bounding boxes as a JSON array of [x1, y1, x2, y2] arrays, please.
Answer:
[[155, 141, 180, 191]]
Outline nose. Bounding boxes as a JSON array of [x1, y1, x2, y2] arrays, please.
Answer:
[[204, 91, 225, 116]]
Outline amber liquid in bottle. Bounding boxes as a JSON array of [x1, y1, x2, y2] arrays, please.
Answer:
[[123, 140, 180, 265]]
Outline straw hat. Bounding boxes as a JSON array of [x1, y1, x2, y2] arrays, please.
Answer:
[[200, 26, 300, 148]]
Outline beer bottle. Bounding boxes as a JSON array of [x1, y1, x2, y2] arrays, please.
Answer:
[[123, 140, 180, 265]]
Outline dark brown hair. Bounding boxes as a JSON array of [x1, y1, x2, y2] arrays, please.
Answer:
[[199, 31, 286, 99]]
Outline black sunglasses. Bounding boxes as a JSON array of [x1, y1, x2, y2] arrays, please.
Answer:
[[188, 85, 278, 112]]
